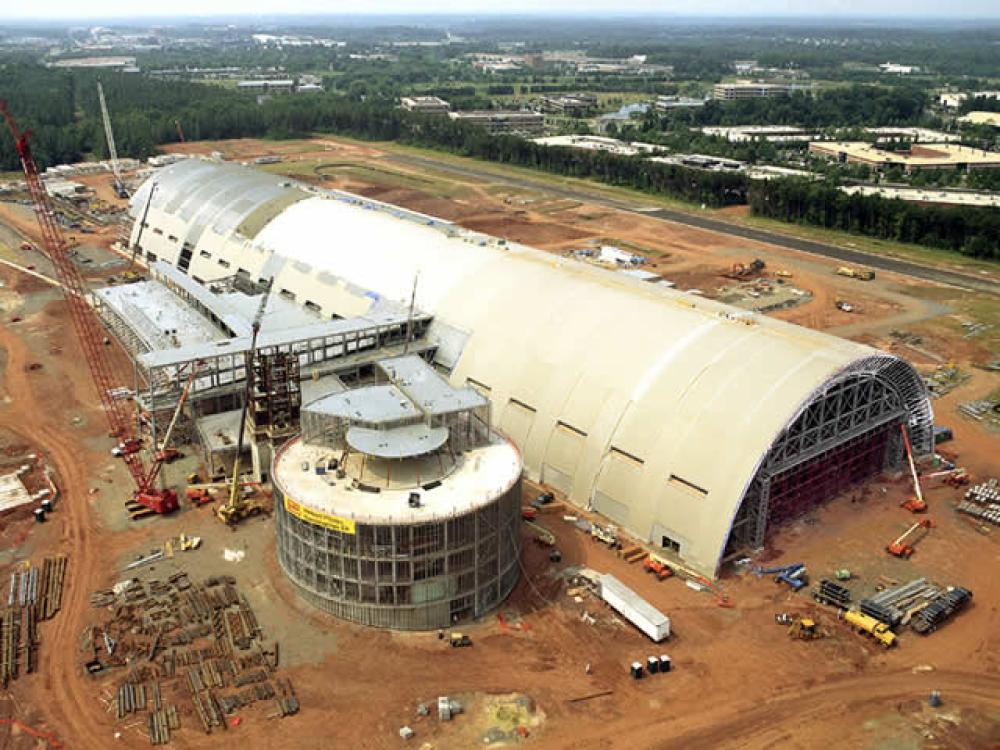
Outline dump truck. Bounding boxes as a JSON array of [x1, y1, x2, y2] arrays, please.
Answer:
[[836, 266, 875, 281], [842, 610, 896, 648]]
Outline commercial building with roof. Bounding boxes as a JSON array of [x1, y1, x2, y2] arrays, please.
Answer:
[[448, 110, 545, 136], [809, 141, 1000, 173], [712, 82, 795, 100], [541, 94, 598, 117], [400, 96, 451, 115], [120, 158, 933, 583], [960, 112, 1000, 129]]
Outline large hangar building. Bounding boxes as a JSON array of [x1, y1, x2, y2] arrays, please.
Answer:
[[122, 158, 933, 579]]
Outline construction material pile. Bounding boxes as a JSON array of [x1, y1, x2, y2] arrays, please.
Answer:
[[911, 587, 973, 635], [957, 479, 1000, 526], [859, 578, 941, 628], [958, 397, 1000, 429], [1, 555, 68, 686], [86, 573, 298, 746]]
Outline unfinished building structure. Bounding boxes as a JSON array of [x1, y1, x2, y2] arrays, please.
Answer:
[[273, 355, 521, 629], [118, 158, 933, 579]]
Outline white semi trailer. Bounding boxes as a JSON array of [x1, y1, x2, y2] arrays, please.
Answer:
[[600, 573, 671, 642]]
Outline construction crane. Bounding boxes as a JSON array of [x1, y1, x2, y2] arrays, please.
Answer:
[[217, 279, 273, 526], [154, 360, 204, 463], [899, 424, 927, 513], [174, 119, 186, 143], [130, 180, 157, 267], [97, 81, 128, 199], [886, 519, 933, 559], [1, 101, 176, 516]]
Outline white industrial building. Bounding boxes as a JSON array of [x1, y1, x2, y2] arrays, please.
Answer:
[[121, 159, 933, 578]]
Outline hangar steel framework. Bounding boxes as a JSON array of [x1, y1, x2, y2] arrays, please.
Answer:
[[727, 355, 932, 553]]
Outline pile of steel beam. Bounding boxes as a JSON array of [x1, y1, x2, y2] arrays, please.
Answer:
[[911, 587, 973, 634], [958, 479, 1000, 526], [859, 578, 940, 627], [147, 705, 179, 746], [0, 556, 68, 687], [86, 573, 297, 744]]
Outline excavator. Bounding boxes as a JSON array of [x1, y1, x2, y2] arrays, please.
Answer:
[[216, 280, 273, 526], [899, 424, 927, 513]]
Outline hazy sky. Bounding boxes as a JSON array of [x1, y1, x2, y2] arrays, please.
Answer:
[[1, 0, 999, 20]]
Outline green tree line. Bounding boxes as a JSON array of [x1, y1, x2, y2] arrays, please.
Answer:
[[748, 178, 1000, 260]]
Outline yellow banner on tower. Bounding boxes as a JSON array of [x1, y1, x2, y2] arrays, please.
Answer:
[[284, 496, 356, 535]]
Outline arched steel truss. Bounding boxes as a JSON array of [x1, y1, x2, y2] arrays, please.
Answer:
[[726, 355, 933, 554]]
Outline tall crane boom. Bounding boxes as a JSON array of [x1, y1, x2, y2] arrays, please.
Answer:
[[1, 101, 176, 515], [217, 279, 273, 525], [97, 81, 128, 199]]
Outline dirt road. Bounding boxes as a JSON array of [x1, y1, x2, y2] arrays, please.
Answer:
[[0, 269, 121, 749]]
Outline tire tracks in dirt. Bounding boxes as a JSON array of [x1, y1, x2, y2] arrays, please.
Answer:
[[0, 291, 114, 749]]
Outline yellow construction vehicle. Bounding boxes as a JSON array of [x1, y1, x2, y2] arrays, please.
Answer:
[[842, 609, 896, 649], [217, 280, 273, 527], [836, 266, 875, 281], [788, 617, 826, 640], [448, 632, 472, 648]]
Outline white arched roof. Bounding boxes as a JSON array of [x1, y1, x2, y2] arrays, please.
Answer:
[[131, 159, 932, 576]]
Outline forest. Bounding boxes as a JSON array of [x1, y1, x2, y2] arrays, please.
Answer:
[[748, 178, 1000, 260], [1, 62, 997, 260]]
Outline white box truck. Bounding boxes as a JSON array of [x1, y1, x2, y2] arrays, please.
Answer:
[[600, 573, 670, 642]]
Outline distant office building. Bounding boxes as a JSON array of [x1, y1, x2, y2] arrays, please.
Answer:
[[541, 94, 598, 117], [732, 60, 758, 74], [655, 95, 707, 111], [960, 111, 1000, 129], [865, 127, 960, 143], [879, 62, 921, 75], [809, 142, 1000, 173], [49, 55, 137, 69], [701, 126, 817, 143], [448, 110, 545, 136], [237, 80, 295, 95], [712, 82, 795, 100], [400, 96, 451, 115]]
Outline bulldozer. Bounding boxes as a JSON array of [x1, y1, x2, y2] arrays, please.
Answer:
[[788, 617, 827, 641]]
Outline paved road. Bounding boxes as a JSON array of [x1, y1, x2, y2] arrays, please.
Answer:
[[390, 153, 1000, 297]]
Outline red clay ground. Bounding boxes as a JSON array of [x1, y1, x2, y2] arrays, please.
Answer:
[[0, 139, 997, 749]]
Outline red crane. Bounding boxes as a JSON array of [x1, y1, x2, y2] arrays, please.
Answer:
[[1, 102, 177, 515]]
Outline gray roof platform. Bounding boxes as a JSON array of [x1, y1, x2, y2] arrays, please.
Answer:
[[346, 424, 449, 459], [308, 385, 421, 425], [378, 355, 487, 417]]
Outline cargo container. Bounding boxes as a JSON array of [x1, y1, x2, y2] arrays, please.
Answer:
[[599, 573, 670, 642]]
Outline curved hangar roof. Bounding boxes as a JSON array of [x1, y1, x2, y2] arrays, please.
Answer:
[[131, 159, 932, 577]]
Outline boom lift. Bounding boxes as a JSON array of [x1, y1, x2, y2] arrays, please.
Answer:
[[97, 81, 128, 199], [1, 102, 177, 516], [886, 519, 933, 559], [216, 280, 273, 526], [644, 552, 674, 581], [899, 424, 927, 513], [753, 562, 808, 591]]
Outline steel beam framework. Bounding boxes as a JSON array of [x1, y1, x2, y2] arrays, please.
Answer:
[[726, 356, 928, 554]]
